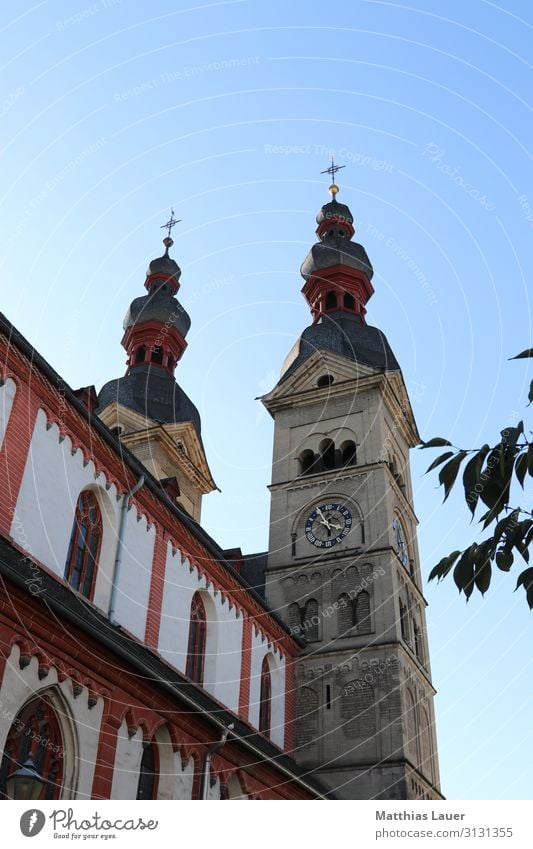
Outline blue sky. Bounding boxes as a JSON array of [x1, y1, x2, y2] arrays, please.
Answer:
[[1, 0, 532, 800]]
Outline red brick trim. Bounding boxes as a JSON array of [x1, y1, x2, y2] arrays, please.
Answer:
[[144, 530, 167, 649], [238, 614, 253, 720]]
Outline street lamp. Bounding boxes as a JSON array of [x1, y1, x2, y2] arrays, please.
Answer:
[[5, 758, 46, 800]]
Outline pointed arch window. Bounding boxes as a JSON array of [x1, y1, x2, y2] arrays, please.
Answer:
[[65, 491, 102, 599], [0, 696, 64, 800], [259, 656, 272, 737], [186, 593, 207, 684], [136, 740, 159, 800]]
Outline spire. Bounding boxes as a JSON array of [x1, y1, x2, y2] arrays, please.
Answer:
[[121, 216, 190, 376], [300, 164, 374, 323], [320, 156, 346, 199]]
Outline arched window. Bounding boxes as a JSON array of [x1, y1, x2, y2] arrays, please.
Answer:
[[295, 687, 319, 748], [151, 346, 164, 365], [259, 656, 272, 737], [320, 438, 336, 471], [343, 293, 355, 310], [337, 593, 355, 635], [355, 591, 371, 634], [399, 599, 409, 642], [303, 599, 319, 641], [341, 681, 376, 740], [65, 490, 102, 599], [135, 345, 146, 364], [186, 593, 207, 684], [0, 696, 64, 800], [299, 449, 317, 475], [325, 291, 337, 310], [287, 602, 302, 634], [341, 440, 357, 466], [136, 740, 159, 800], [414, 622, 423, 662]]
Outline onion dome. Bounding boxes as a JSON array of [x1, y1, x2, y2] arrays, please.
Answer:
[[123, 289, 191, 339], [316, 196, 354, 227]]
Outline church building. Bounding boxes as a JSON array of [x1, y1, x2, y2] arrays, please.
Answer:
[[0, 173, 442, 800]]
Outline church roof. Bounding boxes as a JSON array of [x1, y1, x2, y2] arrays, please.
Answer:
[[97, 365, 201, 433], [123, 289, 191, 337], [300, 237, 374, 281], [280, 311, 400, 381]]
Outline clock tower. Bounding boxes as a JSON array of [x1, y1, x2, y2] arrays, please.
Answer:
[[261, 177, 442, 800]]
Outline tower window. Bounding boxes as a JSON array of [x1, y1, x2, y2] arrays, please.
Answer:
[[341, 440, 357, 466], [399, 599, 409, 642], [299, 449, 318, 475], [343, 293, 355, 310], [259, 656, 272, 737], [186, 593, 207, 684], [135, 346, 146, 364], [355, 590, 371, 634], [325, 291, 337, 310], [136, 740, 159, 800], [320, 438, 336, 471], [151, 346, 163, 365], [303, 598, 319, 641], [65, 490, 102, 599], [317, 374, 334, 388]]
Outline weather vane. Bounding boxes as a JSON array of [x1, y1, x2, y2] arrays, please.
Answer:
[[160, 208, 181, 238], [321, 157, 345, 196]]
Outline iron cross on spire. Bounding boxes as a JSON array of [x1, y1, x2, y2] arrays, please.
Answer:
[[321, 157, 346, 183], [160, 208, 181, 238]]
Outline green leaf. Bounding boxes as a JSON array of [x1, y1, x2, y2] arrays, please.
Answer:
[[496, 549, 513, 572], [425, 451, 454, 473], [474, 559, 492, 596], [428, 550, 461, 583], [500, 421, 524, 447], [510, 348, 533, 360], [515, 567, 533, 609], [439, 450, 467, 501], [462, 444, 490, 516], [453, 548, 475, 598], [420, 437, 453, 449], [528, 444, 533, 478], [515, 451, 528, 488]]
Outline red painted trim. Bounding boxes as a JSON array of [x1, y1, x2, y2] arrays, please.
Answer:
[[238, 615, 252, 720], [0, 378, 40, 536], [144, 531, 167, 649], [284, 656, 295, 753]]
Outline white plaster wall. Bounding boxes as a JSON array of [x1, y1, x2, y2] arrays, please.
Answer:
[[173, 753, 194, 799], [209, 595, 242, 712], [111, 509, 155, 640], [158, 548, 201, 674], [248, 637, 286, 748], [158, 547, 242, 710], [0, 645, 103, 800], [110, 720, 143, 799], [0, 377, 16, 449], [12, 409, 120, 608]]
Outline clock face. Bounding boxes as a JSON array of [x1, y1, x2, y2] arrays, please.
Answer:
[[392, 518, 409, 566], [305, 503, 352, 548]]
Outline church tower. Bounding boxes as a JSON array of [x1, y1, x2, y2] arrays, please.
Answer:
[[261, 174, 442, 800], [97, 219, 216, 521]]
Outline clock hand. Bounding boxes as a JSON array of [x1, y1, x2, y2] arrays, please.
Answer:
[[329, 521, 342, 531]]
